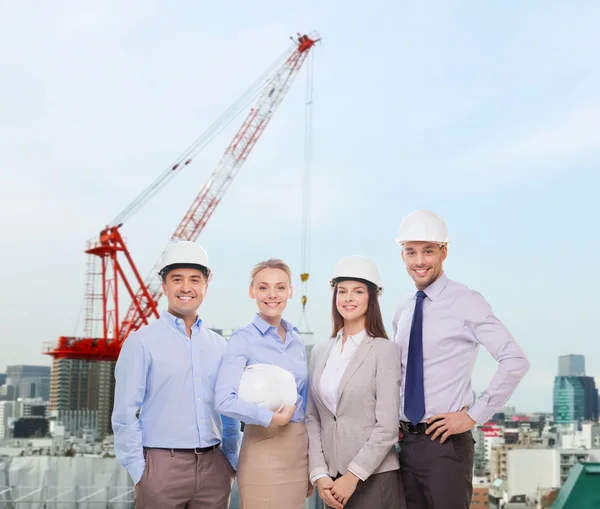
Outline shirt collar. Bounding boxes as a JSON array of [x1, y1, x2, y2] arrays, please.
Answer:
[[252, 313, 299, 336], [335, 328, 367, 347], [420, 272, 449, 301], [160, 310, 203, 331]]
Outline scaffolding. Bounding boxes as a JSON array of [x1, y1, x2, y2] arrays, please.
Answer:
[[0, 457, 325, 509]]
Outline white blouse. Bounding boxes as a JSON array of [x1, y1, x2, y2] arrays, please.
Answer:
[[319, 328, 366, 415]]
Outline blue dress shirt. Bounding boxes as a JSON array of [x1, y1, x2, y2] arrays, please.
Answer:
[[112, 311, 242, 485], [215, 314, 308, 428]]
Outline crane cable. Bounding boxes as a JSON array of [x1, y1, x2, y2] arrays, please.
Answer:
[[109, 43, 296, 227], [298, 49, 314, 337]]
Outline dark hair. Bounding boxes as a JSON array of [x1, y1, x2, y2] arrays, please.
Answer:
[[160, 263, 209, 283], [330, 280, 389, 339]]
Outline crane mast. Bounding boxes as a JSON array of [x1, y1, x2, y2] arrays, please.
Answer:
[[45, 33, 318, 362]]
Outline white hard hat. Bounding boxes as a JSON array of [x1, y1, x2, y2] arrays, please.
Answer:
[[329, 255, 383, 296], [395, 209, 449, 245], [238, 363, 297, 412], [158, 240, 212, 279]]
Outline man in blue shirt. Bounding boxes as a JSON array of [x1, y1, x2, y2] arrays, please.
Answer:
[[112, 240, 242, 509]]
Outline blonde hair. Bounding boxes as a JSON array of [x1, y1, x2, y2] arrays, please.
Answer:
[[250, 258, 292, 285]]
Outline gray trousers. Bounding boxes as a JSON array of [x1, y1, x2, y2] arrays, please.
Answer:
[[134, 447, 235, 509], [398, 430, 474, 509], [325, 470, 407, 509]]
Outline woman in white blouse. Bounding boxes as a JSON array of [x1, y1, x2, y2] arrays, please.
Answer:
[[305, 255, 405, 509]]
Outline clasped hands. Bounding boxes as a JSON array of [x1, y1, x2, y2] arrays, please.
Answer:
[[316, 472, 359, 508]]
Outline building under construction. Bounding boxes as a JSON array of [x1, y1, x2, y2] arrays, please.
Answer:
[[42, 32, 319, 439]]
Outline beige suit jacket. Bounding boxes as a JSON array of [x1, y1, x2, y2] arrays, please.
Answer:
[[305, 334, 401, 481]]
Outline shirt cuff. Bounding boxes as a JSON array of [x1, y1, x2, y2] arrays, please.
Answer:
[[129, 459, 146, 486], [256, 407, 275, 428], [347, 461, 369, 481], [309, 466, 329, 483], [310, 473, 329, 485], [467, 400, 492, 424]]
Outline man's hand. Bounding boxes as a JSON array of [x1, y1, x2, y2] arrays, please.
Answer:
[[269, 405, 296, 428], [330, 472, 359, 506], [316, 477, 343, 509], [425, 407, 476, 443]]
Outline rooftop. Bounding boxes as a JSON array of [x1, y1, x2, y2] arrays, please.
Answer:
[[551, 462, 600, 508]]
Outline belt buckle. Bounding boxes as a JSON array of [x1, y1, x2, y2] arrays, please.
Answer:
[[400, 421, 424, 434], [194, 447, 204, 455]]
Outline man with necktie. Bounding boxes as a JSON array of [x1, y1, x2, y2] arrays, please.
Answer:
[[391, 209, 530, 509]]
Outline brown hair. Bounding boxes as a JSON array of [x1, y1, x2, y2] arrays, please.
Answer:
[[250, 258, 292, 285], [331, 281, 388, 339]]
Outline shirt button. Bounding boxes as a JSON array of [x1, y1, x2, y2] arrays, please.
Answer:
[[197, 398, 201, 402]]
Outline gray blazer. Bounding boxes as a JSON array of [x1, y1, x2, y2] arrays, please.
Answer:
[[305, 334, 401, 481]]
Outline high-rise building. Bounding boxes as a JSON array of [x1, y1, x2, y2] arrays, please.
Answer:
[[50, 359, 115, 439], [580, 377, 599, 422], [5, 365, 51, 401], [558, 355, 586, 377], [0, 373, 6, 385], [553, 376, 585, 424]]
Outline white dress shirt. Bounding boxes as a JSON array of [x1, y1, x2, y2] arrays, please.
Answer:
[[311, 328, 367, 484], [319, 328, 366, 415], [392, 272, 530, 424]]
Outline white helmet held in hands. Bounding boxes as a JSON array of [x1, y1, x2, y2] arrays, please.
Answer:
[[238, 363, 297, 412], [395, 209, 449, 245], [329, 255, 383, 295], [158, 240, 212, 279]]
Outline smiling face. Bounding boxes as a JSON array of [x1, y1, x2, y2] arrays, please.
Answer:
[[335, 280, 369, 323], [249, 267, 292, 321], [162, 267, 208, 319], [401, 241, 447, 290]]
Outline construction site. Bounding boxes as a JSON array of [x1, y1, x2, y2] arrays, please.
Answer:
[[2, 2, 600, 508], [2, 31, 323, 509]]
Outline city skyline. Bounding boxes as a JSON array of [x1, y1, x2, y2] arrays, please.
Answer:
[[1, 1, 600, 415]]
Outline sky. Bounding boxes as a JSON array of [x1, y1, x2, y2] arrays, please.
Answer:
[[1, 1, 599, 414]]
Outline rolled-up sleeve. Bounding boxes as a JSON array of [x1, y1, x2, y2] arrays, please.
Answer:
[[466, 292, 530, 424], [214, 330, 274, 428], [111, 333, 149, 485]]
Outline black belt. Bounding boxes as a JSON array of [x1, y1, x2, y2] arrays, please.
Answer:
[[147, 443, 220, 454], [399, 420, 429, 435]]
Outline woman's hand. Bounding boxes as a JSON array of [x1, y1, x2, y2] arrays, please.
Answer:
[[316, 476, 343, 509], [269, 405, 296, 427], [330, 472, 359, 506]]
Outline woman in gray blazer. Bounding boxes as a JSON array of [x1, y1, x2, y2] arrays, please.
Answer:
[[305, 256, 406, 509]]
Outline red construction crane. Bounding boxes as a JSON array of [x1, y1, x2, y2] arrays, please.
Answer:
[[44, 32, 319, 362]]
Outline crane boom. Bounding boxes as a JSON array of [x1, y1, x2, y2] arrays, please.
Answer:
[[44, 33, 318, 362], [119, 35, 316, 339]]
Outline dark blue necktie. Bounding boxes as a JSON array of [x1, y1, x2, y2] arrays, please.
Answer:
[[404, 290, 427, 425]]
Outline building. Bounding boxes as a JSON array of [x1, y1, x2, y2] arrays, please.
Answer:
[[504, 448, 600, 501], [5, 365, 51, 401], [553, 376, 585, 425], [0, 401, 14, 439], [0, 373, 6, 385], [580, 376, 599, 422], [13, 417, 49, 438], [50, 359, 115, 439], [470, 485, 489, 508], [561, 423, 600, 449], [558, 354, 586, 377], [552, 462, 600, 508]]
